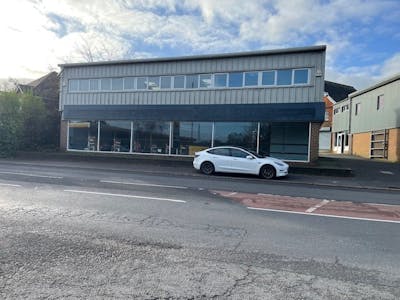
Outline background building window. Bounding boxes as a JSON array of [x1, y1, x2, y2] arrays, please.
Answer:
[[355, 103, 361, 115], [228, 72, 243, 87], [377, 95, 384, 110], [325, 111, 329, 121]]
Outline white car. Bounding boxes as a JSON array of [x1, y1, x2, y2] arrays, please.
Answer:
[[193, 146, 289, 179]]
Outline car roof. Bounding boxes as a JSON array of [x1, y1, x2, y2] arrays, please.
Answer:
[[207, 146, 250, 151]]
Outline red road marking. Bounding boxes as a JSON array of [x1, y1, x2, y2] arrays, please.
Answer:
[[213, 191, 400, 222]]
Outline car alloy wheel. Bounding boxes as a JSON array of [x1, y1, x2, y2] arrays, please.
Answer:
[[200, 161, 214, 175], [260, 164, 276, 179]]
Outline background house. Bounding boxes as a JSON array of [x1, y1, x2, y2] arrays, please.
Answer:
[[17, 72, 60, 148], [319, 81, 356, 152], [332, 73, 400, 162]]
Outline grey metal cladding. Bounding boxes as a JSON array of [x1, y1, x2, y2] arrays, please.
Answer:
[[59, 48, 325, 109]]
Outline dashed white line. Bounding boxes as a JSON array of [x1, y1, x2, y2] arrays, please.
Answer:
[[0, 182, 22, 187], [247, 207, 400, 224], [305, 199, 330, 213], [0, 171, 63, 179], [64, 189, 186, 203], [100, 180, 187, 189]]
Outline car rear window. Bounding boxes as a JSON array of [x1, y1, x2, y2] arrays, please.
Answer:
[[208, 148, 230, 156]]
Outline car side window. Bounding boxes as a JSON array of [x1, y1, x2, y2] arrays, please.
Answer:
[[230, 149, 249, 158], [208, 148, 230, 156]]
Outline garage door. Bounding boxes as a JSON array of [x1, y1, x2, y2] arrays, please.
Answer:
[[319, 131, 331, 151]]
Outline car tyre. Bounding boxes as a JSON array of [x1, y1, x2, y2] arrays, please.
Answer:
[[200, 161, 215, 175], [260, 164, 276, 179]]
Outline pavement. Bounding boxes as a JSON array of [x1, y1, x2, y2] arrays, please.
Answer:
[[8, 150, 400, 191]]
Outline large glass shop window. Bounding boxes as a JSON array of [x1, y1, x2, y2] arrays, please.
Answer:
[[171, 122, 213, 155], [213, 122, 258, 152], [132, 121, 170, 154], [270, 122, 309, 160], [99, 121, 131, 152], [68, 121, 98, 151]]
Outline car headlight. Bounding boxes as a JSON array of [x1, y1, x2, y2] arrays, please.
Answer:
[[275, 161, 285, 167]]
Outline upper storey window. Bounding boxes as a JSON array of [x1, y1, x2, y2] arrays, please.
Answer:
[[245, 72, 259, 86], [148, 77, 160, 90], [228, 72, 243, 87], [277, 70, 292, 85], [261, 71, 275, 85], [214, 74, 227, 88], [68, 68, 312, 92], [294, 69, 309, 84], [173, 75, 185, 89]]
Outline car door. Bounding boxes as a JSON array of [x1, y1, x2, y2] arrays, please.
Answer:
[[208, 148, 232, 172], [229, 148, 259, 174]]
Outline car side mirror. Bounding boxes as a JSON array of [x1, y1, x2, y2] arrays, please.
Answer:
[[246, 155, 254, 159]]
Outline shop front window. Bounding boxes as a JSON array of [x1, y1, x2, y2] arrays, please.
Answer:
[[68, 120, 98, 151], [213, 122, 258, 152], [99, 121, 131, 152], [171, 122, 212, 155], [132, 121, 170, 154], [270, 122, 309, 160]]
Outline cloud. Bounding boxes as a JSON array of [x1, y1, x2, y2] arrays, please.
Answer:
[[0, 0, 398, 91], [326, 52, 400, 90]]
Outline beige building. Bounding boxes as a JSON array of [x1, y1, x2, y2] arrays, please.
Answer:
[[332, 74, 400, 162]]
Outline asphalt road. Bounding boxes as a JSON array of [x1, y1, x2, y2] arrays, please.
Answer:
[[0, 159, 399, 299]]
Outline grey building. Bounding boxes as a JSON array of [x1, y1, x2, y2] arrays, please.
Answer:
[[59, 46, 326, 162], [332, 73, 400, 161]]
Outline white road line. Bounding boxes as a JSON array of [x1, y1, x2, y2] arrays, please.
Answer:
[[247, 207, 400, 224], [305, 199, 330, 213], [226, 192, 238, 196], [64, 189, 186, 203], [0, 182, 22, 187], [380, 171, 394, 175], [0, 171, 63, 179], [100, 180, 188, 189]]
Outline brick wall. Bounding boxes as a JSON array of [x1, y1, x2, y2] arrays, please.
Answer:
[[388, 128, 400, 162], [352, 132, 371, 158], [60, 120, 68, 151], [309, 122, 321, 162]]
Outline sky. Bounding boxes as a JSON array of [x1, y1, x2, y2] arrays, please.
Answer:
[[0, 0, 399, 90]]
